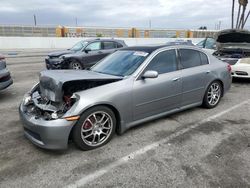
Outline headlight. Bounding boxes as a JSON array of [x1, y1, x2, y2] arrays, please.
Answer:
[[23, 93, 32, 106]]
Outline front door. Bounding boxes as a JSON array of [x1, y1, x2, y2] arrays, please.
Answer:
[[84, 41, 104, 66], [133, 49, 182, 121]]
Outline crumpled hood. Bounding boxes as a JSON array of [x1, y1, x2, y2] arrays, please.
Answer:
[[48, 50, 75, 58], [216, 29, 250, 51], [63, 51, 87, 59], [39, 70, 123, 102]]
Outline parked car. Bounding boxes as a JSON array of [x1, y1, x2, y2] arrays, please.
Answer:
[[196, 37, 216, 54], [166, 39, 194, 46], [231, 58, 250, 78], [46, 39, 127, 70], [0, 54, 13, 91], [45, 40, 89, 68], [19, 45, 231, 150], [213, 29, 250, 79]]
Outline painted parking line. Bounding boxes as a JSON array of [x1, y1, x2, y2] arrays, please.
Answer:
[[66, 99, 250, 188]]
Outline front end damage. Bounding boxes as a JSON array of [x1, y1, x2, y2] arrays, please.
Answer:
[[19, 70, 122, 149]]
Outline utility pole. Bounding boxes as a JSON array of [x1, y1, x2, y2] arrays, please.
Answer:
[[232, 0, 235, 28], [33, 14, 37, 26], [149, 19, 151, 29], [75, 17, 78, 27], [218, 20, 222, 30]]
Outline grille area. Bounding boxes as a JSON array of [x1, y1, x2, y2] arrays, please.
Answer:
[[235, 71, 248, 76]]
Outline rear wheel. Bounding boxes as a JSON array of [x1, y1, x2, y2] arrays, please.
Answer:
[[69, 60, 83, 70], [203, 81, 222, 108], [73, 106, 116, 151]]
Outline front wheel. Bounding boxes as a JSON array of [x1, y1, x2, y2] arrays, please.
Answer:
[[72, 106, 116, 151], [203, 81, 222, 109], [69, 60, 83, 70]]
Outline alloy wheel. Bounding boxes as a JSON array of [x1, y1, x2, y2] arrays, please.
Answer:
[[71, 62, 82, 69], [81, 111, 113, 147], [207, 82, 221, 106]]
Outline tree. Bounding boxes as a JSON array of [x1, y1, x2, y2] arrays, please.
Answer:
[[236, 1, 242, 28], [239, 0, 248, 28], [199, 26, 207, 30], [233, 0, 249, 29]]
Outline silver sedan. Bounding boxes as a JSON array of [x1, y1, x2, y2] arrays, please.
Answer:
[[19, 45, 232, 150]]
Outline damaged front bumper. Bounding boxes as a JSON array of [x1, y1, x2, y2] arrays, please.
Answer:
[[19, 102, 76, 150], [45, 57, 64, 70], [19, 84, 79, 150]]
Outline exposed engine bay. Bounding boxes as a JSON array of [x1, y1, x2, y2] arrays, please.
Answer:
[[213, 49, 250, 65], [23, 70, 122, 120], [213, 29, 250, 65]]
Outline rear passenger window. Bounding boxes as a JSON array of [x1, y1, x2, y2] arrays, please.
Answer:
[[103, 42, 115, 49], [179, 49, 202, 69], [200, 52, 209, 65], [146, 50, 177, 74]]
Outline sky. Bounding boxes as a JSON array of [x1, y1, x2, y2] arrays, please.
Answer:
[[0, 0, 241, 30]]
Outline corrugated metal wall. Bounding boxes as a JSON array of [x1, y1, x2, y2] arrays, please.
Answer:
[[0, 25, 218, 38]]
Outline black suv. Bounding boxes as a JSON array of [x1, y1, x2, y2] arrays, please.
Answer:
[[45, 39, 127, 70]]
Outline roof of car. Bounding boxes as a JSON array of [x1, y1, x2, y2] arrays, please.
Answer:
[[119, 45, 169, 54], [119, 45, 207, 55], [83, 38, 125, 43]]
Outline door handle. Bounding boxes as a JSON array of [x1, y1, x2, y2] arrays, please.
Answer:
[[206, 70, 211, 74], [172, 77, 180, 81]]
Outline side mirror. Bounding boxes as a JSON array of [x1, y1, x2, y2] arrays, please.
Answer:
[[142, 70, 158, 79], [84, 48, 91, 53]]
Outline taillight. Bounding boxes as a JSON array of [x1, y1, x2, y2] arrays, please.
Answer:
[[227, 64, 232, 72], [0, 56, 5, 60]]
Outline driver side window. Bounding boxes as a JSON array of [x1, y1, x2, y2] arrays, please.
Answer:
[[86, 42, 101, 51], [145, 49, 177, 74]]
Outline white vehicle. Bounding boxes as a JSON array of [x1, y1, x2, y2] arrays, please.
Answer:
[[231, 58, 250, 78]]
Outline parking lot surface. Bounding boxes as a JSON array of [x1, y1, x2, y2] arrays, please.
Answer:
[[0, 50, 250, 188]]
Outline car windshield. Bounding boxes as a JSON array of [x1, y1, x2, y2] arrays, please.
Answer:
[[91, 50, 148, 77], [196, 39, 205, 48], [70, 41, 88, 51]]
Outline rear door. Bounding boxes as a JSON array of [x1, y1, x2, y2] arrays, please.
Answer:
[[133, 49, 182, 120], [178, 48, 210, 106], [102, 41, 117, 57]]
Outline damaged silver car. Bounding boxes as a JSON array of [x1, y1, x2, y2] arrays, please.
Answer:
[[19, 45, 231, 150]]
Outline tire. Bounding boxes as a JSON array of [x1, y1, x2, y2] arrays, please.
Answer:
[[203, 81, 222, 109], [69, 60, 83, 70], [72, 106, 116, 151]]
